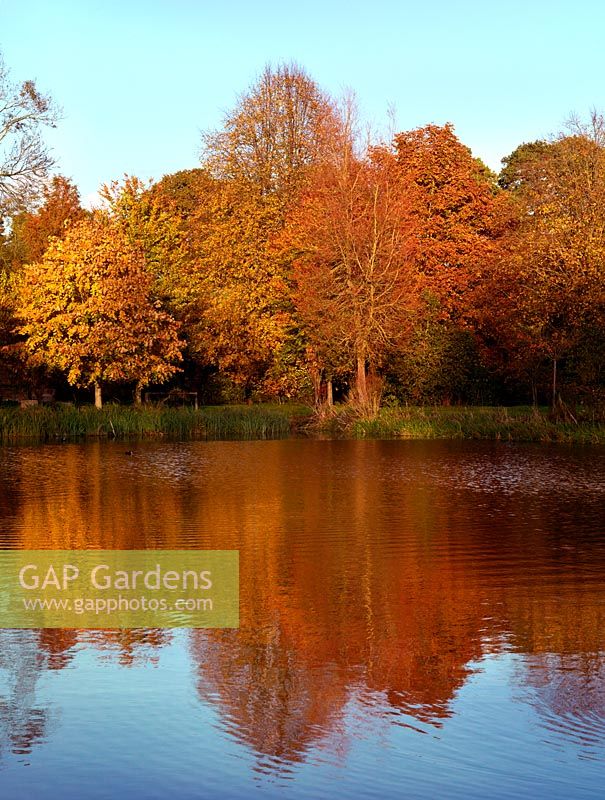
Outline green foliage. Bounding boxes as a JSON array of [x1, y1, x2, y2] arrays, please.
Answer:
[[0, 403, 312, 443], [498, 140, 552, 190], [385, 318, 496, 405], [348, 405, 605, 443]]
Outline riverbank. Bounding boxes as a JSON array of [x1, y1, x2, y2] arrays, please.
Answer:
[[0, 403, 312, 443], [340, 405, 605, 444], [0, 403, 603, 443]]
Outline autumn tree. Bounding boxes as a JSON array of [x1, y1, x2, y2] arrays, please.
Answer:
[[99, 175, 187, 308], [188, 181, 297, 398], [17, 213, 183, 407], [0, 267, 13, 348], [364, 123, 511, 407], [288, 121, 508, 412], [483, 115, 605, 405], [194, 65, 344, 400], [393, 123, 506, 318], [20, 175, 84, 262], [202, 62, 339, 200], [0, 177, 85, 399], [0, 53, 59, 213], [98, 172, 294, 399], [289, 130, 419, 412], [4, 175, 85, 269]]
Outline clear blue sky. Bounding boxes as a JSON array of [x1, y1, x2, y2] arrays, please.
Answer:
[[2, 0, 604, 205]]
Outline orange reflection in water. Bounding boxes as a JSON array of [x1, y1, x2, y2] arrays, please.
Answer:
[[1, 439, 604, 768]]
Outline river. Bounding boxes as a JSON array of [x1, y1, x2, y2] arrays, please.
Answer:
[[0, 439, 604, 798]]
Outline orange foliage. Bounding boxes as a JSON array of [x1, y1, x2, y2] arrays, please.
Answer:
[[393, 123, 508, 316], [289, 144, 419, 409], [17, 213, 183, 405], [16, 175, 86, 265]]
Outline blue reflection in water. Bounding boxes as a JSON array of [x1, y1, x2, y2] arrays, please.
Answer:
[[0, 440, 603, 799]]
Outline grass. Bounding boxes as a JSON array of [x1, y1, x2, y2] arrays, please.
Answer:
[[0, 403, 313, 443], [318, 405, 605, 444], [1, 402, 603, 444]]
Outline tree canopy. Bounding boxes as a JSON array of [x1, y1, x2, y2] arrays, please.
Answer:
[[202, 62, 339, 199], [1, 60, 604, 413], [17, 213, 183, 407]]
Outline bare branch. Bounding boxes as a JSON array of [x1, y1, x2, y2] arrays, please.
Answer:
[[0, 52, 60, 213]]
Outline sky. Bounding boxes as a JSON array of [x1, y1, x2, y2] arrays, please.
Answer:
[[2, 0, 605, 206]]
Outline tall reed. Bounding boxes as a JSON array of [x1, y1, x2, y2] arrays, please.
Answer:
[[348, 405, 605, 443], [0, 404, 308, 443]]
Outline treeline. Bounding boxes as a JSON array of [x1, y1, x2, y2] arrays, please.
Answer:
[[1, 60, 604, 413]]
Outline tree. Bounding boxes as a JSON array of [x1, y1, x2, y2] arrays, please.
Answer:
[[482, 115, 605, 406], [498, 140, 552, 191], [150, 168, 213, 217], [288, 122, 507, 413], [0, 53, 58, 212], [6, 175, 85, 267], [17, 213, 183, 407], [0, 177, 84, 400], [99, 175, 187, 306], [197, 65, 344, 399], [289, 139, 419, 412], [100, 172, 298, 399], [189, 181, 295, 398], [202, 62, 339, 199], [393, 124, 506, 319]]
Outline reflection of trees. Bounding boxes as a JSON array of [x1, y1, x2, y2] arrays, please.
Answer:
[[0, 630, 80, 756], [193, 627, 349, 771], [0, 626, 168, 763], [518, 652, 605, 755], [188, 441, 491, 770], [187, 442, 605, 768], [2, 439, 605, 768], [39, 629, 78, 670], [190, 542, 486, 769], [505, 589, 605, 756], [0, 630, 56, 758], [81, 629, 169, 667], [479, 491, 605, 756], [1, 442, 189, 549]]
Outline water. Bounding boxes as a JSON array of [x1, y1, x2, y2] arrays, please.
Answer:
[[0, 439, 604, 798]]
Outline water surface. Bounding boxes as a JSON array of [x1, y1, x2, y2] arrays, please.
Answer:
[[0, 439, 604, 798]]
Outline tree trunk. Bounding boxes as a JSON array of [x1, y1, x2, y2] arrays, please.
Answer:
[[94, 382, 102, 409], [356, 354, 367, 406], [326, 377, 333, 407], [134, 382, 143, 406], [310, 367, 321, 407], [552, 358, 557, 409]]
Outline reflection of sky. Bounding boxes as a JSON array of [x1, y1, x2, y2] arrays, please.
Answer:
[[0, 440, 604, 798], [0, 640, 603, 800]]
